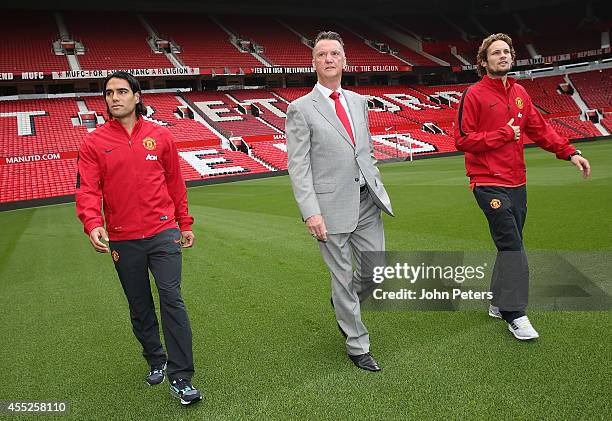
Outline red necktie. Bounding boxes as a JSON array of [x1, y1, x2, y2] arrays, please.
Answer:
[[330, 91, 355, 145]]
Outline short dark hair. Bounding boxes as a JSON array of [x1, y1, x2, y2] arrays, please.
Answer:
[[476, 33, 516, 77], [103, 71, 146, 118], [313, 31, 344, 50]]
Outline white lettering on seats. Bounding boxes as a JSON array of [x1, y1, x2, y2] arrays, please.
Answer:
[[0, 111, 48, 136], [179, 149, 245, 176], [272, 143, 287, 152], [365, 96, 400, 112], [385, 94, 440, 110], [433, 91, 463, 104], [372, 133, 436, 154], [194, 101, 243, 122], [242, 99, 286, 117]]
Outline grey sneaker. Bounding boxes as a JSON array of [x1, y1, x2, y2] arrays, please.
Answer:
[[145, 362, 166, 386], [170, 378, 203, 405], [508, 316, 540, 340], [488, 304, 502, 319]]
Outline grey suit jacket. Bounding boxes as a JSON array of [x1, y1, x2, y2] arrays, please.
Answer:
[[286, 86, 393, 234]]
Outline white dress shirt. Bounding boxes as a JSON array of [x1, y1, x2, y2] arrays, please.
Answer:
[[315, 82, 365, 186]]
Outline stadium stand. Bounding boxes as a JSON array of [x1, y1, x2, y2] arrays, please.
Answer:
[[0, 160, 77, 203], [569, 68, 612, 110], [183, 91, 281, 138], [177, 147, 269, 181], [84, 94, 222, 145], [550, 116, 601, 139], [281, 18, 408, 67], [0, 11, 69, 73], [336, 20, 439, 66], [0, 98, 87, 156], [62, 12, 173, 70], [273, 88, 313, 102], [218, 16, 313, 67], [226, 90, 287, 132], [601, 113, 612, 133], [519, 76, 581, 115], [522, 9, 603, 57], [250, 140, 288, 170], [146, 13, 262, 69], [2, 70, 610, 204]]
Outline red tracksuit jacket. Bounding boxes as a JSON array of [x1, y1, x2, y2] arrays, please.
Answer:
[[454, 75, 576, 187], [76, 118, 193, 241]]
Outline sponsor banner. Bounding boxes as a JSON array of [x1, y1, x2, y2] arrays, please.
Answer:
[[456, 64, 476, 72], [252, 67, 314, 74], [51, 67, 200, 79], [515, 54, 572, 66], [345, 65, 412, 73], [251, 65, 412, 74], [0, 151, 78, 165], [1, 72, 50, 81], [461, 47, 612, 71]]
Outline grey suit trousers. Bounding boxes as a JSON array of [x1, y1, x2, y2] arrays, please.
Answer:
[[319, 187, 384, 355]]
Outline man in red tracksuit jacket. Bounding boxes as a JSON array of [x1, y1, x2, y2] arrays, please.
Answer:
[[454, 34, 591, 340], [76, 71, 202, 405]]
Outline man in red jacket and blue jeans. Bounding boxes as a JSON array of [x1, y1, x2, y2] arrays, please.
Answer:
[[76, 71, 202, 405], [454, 34, 591, 340]]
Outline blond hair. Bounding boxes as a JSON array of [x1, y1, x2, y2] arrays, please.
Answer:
[[476, 33, 516, 77]]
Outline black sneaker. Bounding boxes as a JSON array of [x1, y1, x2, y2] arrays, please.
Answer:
[[170, 378, 203, 405], [145, 362, 166, 386]]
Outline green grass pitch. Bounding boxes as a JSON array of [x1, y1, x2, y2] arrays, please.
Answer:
[[1, 141, 610, 419]]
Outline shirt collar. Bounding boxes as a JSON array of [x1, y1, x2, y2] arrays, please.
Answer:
[[316, 82, 342, 99]]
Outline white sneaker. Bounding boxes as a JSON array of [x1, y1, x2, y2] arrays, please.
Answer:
[[508, 316, 539, 340], [488, 304, 502, 319]]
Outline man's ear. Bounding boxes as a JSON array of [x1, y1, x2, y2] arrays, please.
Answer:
[[135, 92, 141, 103]]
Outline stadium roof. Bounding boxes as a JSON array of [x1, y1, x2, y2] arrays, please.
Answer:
[[5, 0, 598, 16]]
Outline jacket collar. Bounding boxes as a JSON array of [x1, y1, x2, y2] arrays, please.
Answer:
[[109, 116, 143, 138], [310, 86, 356, 149], [481, 74, 516, 93]]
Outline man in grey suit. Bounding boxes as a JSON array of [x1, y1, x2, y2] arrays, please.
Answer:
[[286, 31, 393, 372]]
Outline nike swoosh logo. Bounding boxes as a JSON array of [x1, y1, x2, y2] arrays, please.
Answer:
[[489, 103, 497, 108], [104, 148, 116, 153]]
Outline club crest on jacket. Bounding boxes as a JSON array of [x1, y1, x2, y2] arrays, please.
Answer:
[[142, 137, 157, 150]]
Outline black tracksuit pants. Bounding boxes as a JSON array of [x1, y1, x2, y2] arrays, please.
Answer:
[[109, 227, 194, 381], [473, 185, 529, 312]]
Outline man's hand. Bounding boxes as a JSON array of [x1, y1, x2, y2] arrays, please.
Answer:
[[181, 230, 195, 248], [507, 118, 520, 141], [571, 155, 591, 179], [305, 214, 328, 242], [89, 226, 109, 253]]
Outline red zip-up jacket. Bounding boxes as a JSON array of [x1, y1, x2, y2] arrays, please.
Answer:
[[454, 75, 576, 188], [76, 118, 193, 241]]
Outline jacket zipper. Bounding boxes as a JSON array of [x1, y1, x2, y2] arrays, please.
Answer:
[[503, 83, 517, 178]]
